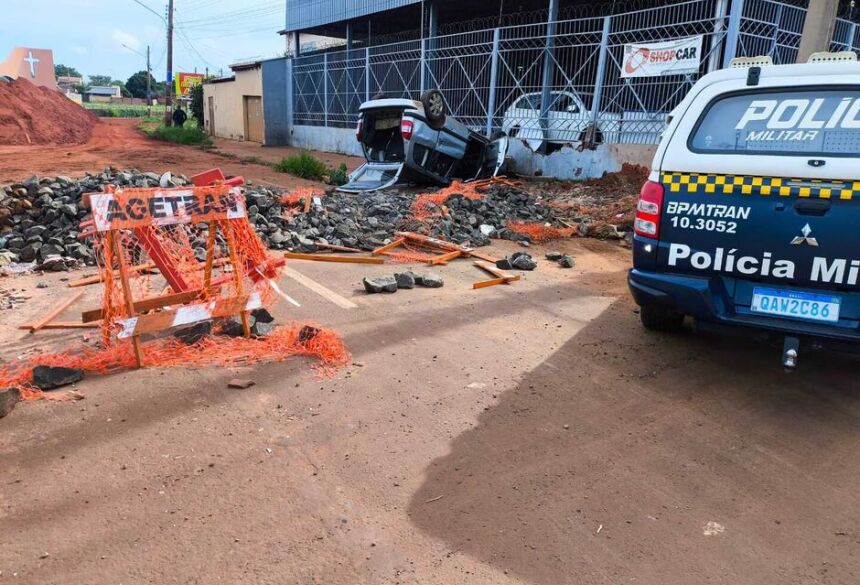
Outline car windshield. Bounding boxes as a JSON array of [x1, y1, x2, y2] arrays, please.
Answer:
[[690, 88, 860, 156]]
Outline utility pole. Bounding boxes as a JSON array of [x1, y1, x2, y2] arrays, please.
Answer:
[[166, 0, 175, 125], [146, 45, 152, 117], [797, 0, 840, 63]]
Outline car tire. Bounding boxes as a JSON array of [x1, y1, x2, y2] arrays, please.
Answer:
[[578, 124, 603, 144], [421, 89, 446, 129], [639, 305, 683, 332]]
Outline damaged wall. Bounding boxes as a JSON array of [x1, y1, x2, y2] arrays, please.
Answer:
[[505, 141, 657, 180]]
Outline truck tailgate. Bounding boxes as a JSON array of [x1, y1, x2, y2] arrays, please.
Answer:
[[656, 171, 860, 293]]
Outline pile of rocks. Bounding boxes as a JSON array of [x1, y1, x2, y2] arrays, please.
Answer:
[[0, 169, 576, 271], [259, 182, 571, 252], [0, 169, 192, 271]]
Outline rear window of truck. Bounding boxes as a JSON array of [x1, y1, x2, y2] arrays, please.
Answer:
[[689, 87, 860, 156]]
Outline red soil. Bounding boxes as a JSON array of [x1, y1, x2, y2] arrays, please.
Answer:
[[0, 78, 96, 146]]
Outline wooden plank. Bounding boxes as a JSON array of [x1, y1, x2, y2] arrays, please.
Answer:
[[396, 231, 499, 262], [81, 288, 211, 323], [372, 238, 406, 255], [28, 291, 85, 333], [474, 260, 520, 280], [313, 242, 362, 253], [428, 250, 462, 265], [113, 234, 144, 367], [68, 263, 156, 288], [472, 277, 510, 290], [285, 252, 385, 264], [20, 322, 101, 330], [119, 295, 250, 337]]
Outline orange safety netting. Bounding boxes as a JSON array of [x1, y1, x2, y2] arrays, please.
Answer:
[[506, 221, 576, 243], [411, 177, 520, 222], [87, 183, 283, 346], [281, 187, 324, 220], [0, 322, 350, 402], [381, 241, 444, 264]]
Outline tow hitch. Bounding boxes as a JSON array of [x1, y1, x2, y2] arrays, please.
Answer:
[[782, 336, 800, 370]]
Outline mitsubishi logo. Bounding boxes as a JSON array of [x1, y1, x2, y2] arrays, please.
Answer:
[[790, 223, 819, 246]]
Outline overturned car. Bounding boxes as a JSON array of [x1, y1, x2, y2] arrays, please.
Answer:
[[339, 90, 508, 193]]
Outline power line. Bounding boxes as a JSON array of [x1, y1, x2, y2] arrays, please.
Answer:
[[129, 0, 166, 22]]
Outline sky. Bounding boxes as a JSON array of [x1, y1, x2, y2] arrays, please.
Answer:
[[2, 0, 286, 83]]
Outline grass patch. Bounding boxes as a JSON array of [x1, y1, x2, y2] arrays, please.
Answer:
[[273, 151, 329, 180], [84, 103, 167, 118], [273, 152, 350, 185], [139, 120, 212, 148]]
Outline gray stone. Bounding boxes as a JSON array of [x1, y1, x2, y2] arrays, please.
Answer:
[[558, 254, 575, 268], [19, 242, 42, 262], [252, 321, 276, 337], [363, 275, 398, 294], [545, 251, 564, 261], [32, 366, 84, 390], [0, 388, 20, 418], [394, 271, 416, 289], [416, 273, 444, 288], [511, 253, 537, 271], [174, 321, 212, 345]]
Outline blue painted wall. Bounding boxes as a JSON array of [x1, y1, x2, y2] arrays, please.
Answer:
[[285, 0, 421, 32], [262, 57, 289, 146]]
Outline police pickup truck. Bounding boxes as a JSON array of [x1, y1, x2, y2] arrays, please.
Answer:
[[628, 52, 860, 367]]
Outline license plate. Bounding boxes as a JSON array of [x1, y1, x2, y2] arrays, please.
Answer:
[[751, 287, 841, 323]]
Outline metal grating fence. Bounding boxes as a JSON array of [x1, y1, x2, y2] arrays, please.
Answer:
[[290, 0, 860, 146]]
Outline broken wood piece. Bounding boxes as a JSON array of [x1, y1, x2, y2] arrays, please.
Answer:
[[472, 260, 520, 289], [312, 242, 362, 253], [285, 252, 385, 264], [429, 250, 462, 265], [395, 231, 499, 263], [372, 238, 407, 255], [19, 321, 101, 330], [115, 294, 251, 338], [80, 288, 213, 323], [67, 263, 156, 288], [28, 291, 85, 333]]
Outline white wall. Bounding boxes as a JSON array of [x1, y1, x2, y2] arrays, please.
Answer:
[[202, 67, 263, 141]]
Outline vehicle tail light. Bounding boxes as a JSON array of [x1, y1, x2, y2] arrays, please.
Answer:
[[634, 180, 664, 239], [400, 119, 414, 140], [355, 119, 363, 142]]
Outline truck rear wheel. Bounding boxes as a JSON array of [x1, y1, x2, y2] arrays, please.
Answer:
[[639, 305, 683, 332]]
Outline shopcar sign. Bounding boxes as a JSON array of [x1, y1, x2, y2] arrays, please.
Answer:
[[621, 36, 703, 78]]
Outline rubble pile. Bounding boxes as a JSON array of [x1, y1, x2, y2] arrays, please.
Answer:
[[0, 78, 96, 146], [260, 182, 572, 252], [0, 166, 639, 270]]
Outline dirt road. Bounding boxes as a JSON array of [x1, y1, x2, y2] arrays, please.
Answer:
[[0, 118, 361, 187], [1, 232, 858, 584]]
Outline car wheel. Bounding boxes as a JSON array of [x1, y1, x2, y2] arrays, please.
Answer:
[[578, 124, 603, 144], [421, 89, 446, 129], [639, 305, 683, 332]]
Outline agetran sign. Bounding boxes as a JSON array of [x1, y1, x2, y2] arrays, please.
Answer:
[[622, 36, 703, 78]]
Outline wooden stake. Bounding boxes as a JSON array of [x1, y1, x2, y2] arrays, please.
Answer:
[[222, 219, 251, 338], [20, 321, 100, 330], [27, 291, 85, 333], [203, 219, 217, 291], [285, 252, 384, 264], [372, 238, 406, 255], [113, 234, 144, 367], [68, 263, 156, 288]]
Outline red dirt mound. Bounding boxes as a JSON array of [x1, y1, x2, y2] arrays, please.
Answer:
[[0, 78, 96, 145]]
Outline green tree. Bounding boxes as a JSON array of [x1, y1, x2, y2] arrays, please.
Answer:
[[126, 70, 156, 99], [55, 64, 81, 78], [88, 74, 113, 86], [189, 83, 204, 126]]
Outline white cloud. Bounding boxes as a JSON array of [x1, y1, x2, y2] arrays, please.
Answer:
[[71, 45, 88, 55], [111, 29, 141, 53]]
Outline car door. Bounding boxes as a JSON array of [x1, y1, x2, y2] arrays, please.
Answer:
[[547, 92, 588, 142]]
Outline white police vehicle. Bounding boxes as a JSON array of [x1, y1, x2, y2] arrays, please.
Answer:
[[628, 52, 860, 368]]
